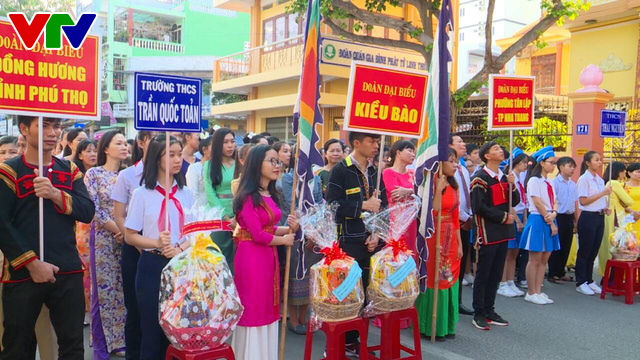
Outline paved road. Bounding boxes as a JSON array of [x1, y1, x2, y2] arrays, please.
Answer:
[[83, 271, 640, 359]]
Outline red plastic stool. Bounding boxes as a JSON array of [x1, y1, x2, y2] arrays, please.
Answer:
[[165, 344, 236, 360], [304, 317, 370, 360], [601, 259, 640, 305], [367, 307, 421, 360]]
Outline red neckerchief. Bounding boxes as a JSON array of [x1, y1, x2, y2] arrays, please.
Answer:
[[155, 185, 184, 237]]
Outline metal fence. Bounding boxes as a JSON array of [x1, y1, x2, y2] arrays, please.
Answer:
[[455, 95, 570, 152]]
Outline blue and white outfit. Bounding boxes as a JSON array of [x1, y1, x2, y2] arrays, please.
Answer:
[[519, 146, 560, 252]]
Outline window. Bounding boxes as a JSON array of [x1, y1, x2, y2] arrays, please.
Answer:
[[113, 57, 126, 91], [459, 32, 464, 41], [265, 116, 293, 141], [531, 54, 556, 94], [262, 14, 304, 50]]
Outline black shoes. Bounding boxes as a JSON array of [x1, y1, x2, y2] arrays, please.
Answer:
[[486, 312, 509, 326], [472, 314, 490, 330], [459, 304, 474, 315]]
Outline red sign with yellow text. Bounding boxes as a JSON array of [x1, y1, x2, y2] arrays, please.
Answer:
[[488, 74, 535, 131], [344, 62, 428, 138], [0, 19, 100, 119]]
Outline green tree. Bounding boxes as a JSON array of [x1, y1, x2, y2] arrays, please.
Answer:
[[484, 116, 568, 152], [211, 92, 248, 106], [0, 0, 75, 18], [287, 0, 590, 107]]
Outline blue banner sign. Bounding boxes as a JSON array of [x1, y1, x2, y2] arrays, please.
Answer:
[[134, 72, 201, 132], [600, 110, 626, 138]]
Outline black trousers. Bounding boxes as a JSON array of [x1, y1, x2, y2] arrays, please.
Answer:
[[576, 211, 605, 286], [459, 227, 471, 303], [548, 213, 574, 279], [341, 241, 375, 345], [1, 273, 84, 360], [136, 251, 170, 360], [516, 250, 528, 283], [121, 241, 142, 360], [472, 241, 508, 317]]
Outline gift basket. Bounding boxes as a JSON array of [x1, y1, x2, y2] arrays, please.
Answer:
[[159, 206, 243, 351], [363, 196, 421, 314], [299, 203, 364, 326], [610, 215, 640, 261]]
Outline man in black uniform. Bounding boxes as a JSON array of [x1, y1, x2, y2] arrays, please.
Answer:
[[469, 141, 519, 331], [0, 116, 95, 359], [325, 131, 387, 357]]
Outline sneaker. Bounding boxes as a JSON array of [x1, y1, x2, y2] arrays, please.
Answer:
[[486, 313, 509, 326], [345, 342, 360, 357], [497, 283, 518, 298], [540, 293, 553, 304], [576, 283, 595, 296], [462, 278, 469, 286], [464, 273, 475, 285], [518, 280, 528, 289], [588, 282, 602, 294], [508, 282, 525, 296], [472, 315, 490, 330], [524, 292, 547, 305]]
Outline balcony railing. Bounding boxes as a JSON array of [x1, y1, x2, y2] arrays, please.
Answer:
[[214, 34, 304, 82], [132, 38, 185, 54]]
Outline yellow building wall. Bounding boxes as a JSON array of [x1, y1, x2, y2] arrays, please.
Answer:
[[559, 43, 571, 95], [257, 80, 299, 99], [568, 22, 638, 97]]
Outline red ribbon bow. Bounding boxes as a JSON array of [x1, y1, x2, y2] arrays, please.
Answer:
[[386, 238, 412, 261], [320, 242, 351, 265], [156, 185, 184, 237]]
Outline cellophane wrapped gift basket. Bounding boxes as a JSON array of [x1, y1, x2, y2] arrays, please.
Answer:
[[299, 203, 364, 328], [610, 215, 640, 261], [363, 196, 421, 316], [159, 206, 243, 351]]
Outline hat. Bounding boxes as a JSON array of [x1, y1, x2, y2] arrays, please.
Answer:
[[501, 147, 524, 171], [499, 159, 509, 172], [532, 146, 555, 163]]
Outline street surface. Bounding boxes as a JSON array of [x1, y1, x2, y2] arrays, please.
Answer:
[[82, 270, 640, 359]]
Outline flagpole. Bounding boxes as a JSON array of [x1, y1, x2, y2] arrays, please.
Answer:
[[508, 130, 513, 210], [38, 116, 44, 261], [279, 142, 300, 360], [431, 163, 444, 344]]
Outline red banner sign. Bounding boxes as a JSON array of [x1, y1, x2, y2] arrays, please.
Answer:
[[0, 20, 100, 119], [488, 74, 535, 131], [344, 62, 428, 138]]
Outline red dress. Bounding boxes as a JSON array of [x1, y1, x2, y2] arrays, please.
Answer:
[[426, 186, 461, 290], [382, 168, 418, 256]]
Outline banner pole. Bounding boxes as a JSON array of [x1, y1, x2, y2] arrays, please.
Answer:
[[279, 139, 301, 360], [38, 116, 44, 261], [608, 138, 613, 205], [376, 135, 386, 194], [430, 162, 444, 344], [165, 132, 170, 231], [508, 130, 513, 210]]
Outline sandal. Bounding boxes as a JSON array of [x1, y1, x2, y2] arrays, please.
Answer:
[[548, 276, 564, 284], [560, 275, 575, 282]]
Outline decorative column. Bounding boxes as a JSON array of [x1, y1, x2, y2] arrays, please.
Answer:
[[568, 64, 614, 181]]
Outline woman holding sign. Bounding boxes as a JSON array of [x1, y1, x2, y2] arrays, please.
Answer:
[[231, 145, 298, 360], [415, 149, 462, 341]]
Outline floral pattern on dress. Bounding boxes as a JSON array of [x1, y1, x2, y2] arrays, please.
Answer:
[[85, 166, 126, 353]]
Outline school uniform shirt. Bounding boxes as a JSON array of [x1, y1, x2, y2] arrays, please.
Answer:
[[185, 161, 207, 206], [513, 172, 527, 214], [577, 171, 607, 212], [125, 182, 195, 251], [552, 176, 577, 214], [111, 161, 144, 208], [454, 158, 472, 222], [526, 176, 556, 215], [0, 156, 95, 282]]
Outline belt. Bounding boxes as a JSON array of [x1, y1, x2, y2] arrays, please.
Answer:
[[582, 210, 605, 216], [147, 249, 165, 256]]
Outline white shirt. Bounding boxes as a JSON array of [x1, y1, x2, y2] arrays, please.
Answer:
[[577, 171, 607, 212], [483, 166, 504, 181], [125, 181, 195, 250], [185, 161, 207, 206], [454, 159, 472, 222], [513, 172, 527, 214], [111, 161, 144, 208], [527, 176, 556, 215]]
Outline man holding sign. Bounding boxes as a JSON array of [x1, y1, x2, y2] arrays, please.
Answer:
[[0, 116, 95, 359]]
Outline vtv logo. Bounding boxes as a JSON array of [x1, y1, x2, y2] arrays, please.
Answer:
[[8, 13, 97, 50]]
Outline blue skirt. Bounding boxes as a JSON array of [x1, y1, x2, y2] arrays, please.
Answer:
[[519, 214, 560, 252], [508, 213, 525, 249]]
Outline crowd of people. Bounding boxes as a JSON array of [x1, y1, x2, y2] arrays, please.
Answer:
[[0, 116, 634, 359]]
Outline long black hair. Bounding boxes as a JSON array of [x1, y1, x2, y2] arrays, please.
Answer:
[[72, 139, 96, 173], [444, 148, 459, 191], [603, 161, 626, 183], [273, 141, 291, 171], [209, 127, 235, 189], [580, 151, 599, 176], [96, 130, 123, 167], [626, 162, 640, 179], [64, 128, 86, 156], [141, 135, 185, 190], [131, 131, 154, 164], [233, 144, 282, 215]]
